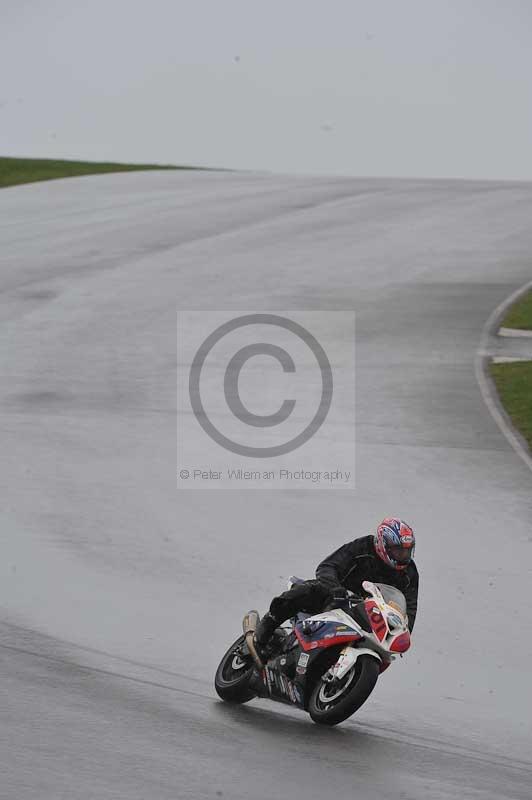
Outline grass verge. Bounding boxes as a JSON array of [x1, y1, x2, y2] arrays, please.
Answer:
[[0, 156, 195, 189], [500, 290, 532, 330], [490, 361, 532, 452]]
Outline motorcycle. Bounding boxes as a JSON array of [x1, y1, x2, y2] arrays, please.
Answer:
[[215, 579, 411, 726]]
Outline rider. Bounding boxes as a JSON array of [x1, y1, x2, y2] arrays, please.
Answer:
[[255, 518, 419, 657]]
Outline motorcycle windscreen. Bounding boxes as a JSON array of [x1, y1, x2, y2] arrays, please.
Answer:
[[374, 584, 407, 616]]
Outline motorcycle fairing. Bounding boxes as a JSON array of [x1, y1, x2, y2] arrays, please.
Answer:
[[362, 589, 411, 654], [262, 663, 305, 708], [365, 600, 388, 642], [257, 638, 345, 709], [389, 631, 411, 653], [294, 608, 364, 652]]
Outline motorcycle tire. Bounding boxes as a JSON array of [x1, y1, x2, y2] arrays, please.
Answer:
[[309, 655, 379, 726], [214, 634, 256, 704]]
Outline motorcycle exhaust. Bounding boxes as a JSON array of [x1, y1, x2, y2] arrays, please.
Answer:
[[242, 610, 264, 669]]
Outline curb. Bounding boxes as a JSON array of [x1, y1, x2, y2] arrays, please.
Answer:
[[491, 356, 531, 364], [498, 327, 532, 338], [475, 279, 532, 475]]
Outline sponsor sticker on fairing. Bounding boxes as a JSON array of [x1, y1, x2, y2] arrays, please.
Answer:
[[296, 651, 310, 674]]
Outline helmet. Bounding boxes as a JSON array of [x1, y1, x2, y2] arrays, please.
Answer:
[[374, 518, 415, 571]]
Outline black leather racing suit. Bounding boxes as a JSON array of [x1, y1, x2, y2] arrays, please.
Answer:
[[267, 535, 419, 633]]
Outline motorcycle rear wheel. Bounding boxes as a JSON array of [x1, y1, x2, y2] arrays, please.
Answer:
[[214, 634, 256, 704], [309, 655, 379, 726]]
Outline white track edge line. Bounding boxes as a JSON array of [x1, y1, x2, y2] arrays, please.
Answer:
[[475, 279, 532, 474]]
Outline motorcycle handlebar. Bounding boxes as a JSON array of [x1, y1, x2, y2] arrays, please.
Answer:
[[323, 594, 364, 613]]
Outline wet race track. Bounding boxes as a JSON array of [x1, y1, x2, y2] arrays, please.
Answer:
[[1, 172, 532, 798]]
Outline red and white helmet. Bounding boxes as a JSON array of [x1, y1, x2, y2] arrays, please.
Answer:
[[374, 518, 415, 572]]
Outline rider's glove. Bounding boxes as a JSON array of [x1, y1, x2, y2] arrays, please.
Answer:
[[330, 586, 350, 604]]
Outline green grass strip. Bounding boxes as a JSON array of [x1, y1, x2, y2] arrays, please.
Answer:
[[0, 156, 196, 189], [490, 361, 532, 451], [500, 290, 532, 331]]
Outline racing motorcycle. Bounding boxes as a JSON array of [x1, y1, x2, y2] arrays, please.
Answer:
[[215, 579, 411, 726]]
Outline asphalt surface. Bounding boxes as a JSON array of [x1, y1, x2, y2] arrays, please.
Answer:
[[1, 171, 532, 799]]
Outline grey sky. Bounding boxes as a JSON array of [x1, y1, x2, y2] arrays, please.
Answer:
[[2, 0, 532, 179]]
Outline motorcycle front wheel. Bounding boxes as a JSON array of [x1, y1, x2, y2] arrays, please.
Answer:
[[214, 634, 256, 704], [309, 655, 379, 726]]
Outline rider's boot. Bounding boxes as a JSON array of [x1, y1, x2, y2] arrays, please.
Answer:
[[254, 612, 279, 661]]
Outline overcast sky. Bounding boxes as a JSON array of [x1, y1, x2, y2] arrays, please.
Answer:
[[2, 0, 532, 179]]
